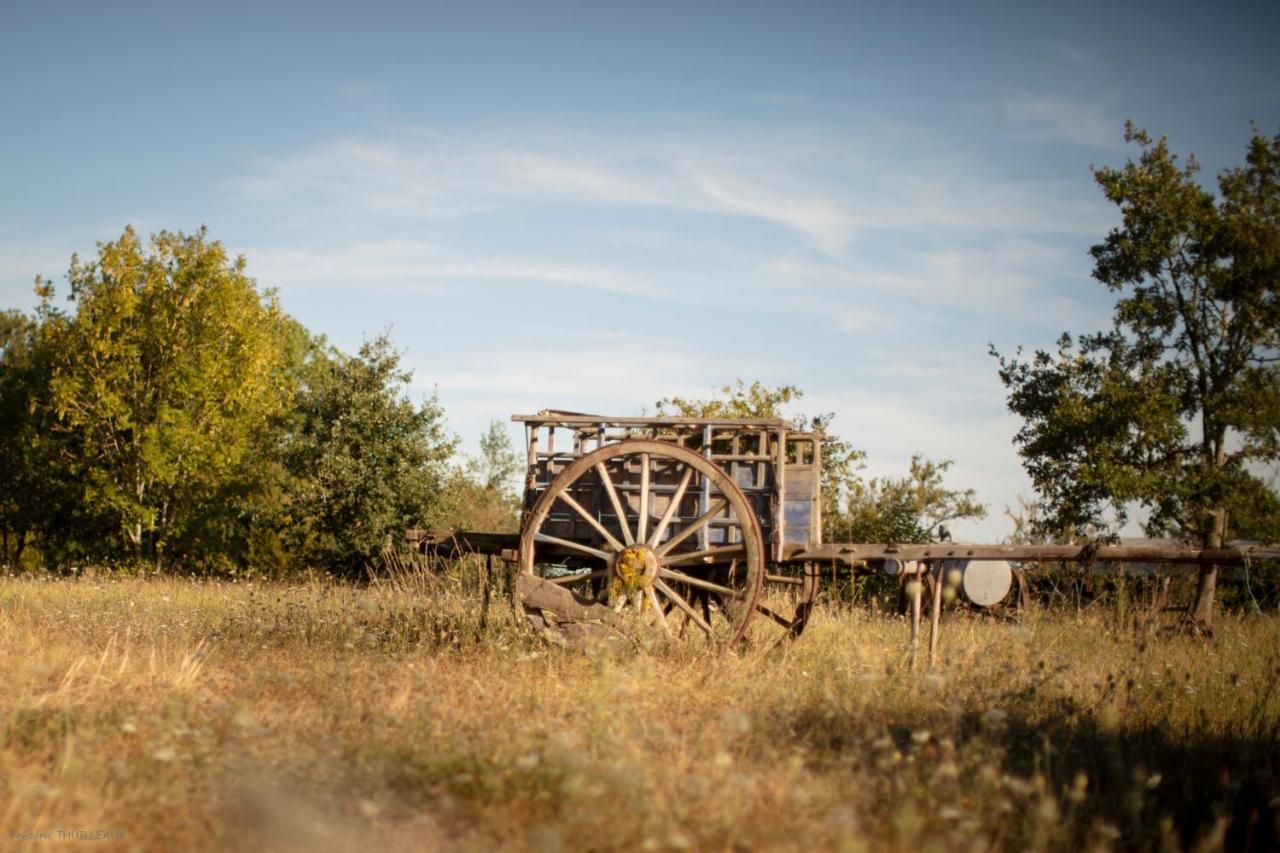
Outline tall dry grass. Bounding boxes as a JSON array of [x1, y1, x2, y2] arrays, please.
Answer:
[[1, 570, 1277, 851]]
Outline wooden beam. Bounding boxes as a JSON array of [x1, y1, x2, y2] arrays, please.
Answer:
[[785, 543, 1280, 566], [513, 413, 792, 429]]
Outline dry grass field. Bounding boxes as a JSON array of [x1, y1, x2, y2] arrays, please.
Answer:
[[1, 570, 1277, 852]]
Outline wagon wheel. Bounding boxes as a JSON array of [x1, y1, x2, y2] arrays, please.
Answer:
[[518, 439, 765, 646]]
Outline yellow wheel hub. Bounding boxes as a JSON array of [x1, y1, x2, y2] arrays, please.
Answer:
[[611, 545, 658, 603]]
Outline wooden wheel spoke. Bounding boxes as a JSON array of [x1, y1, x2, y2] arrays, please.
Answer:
[[654, 578, 714, 638], [533, 533, 611, 561], [646, 586, 672, 637], [647, 465, 694, 548], [595, 462, 634, 546], [657, 567, 744, 599], [555, 491, 624, 552], [655, 498, 728, 557], [754, 601, 795, 630], [662, 544, 746, 567], [637, 452, 650, 544], [546, 569, 607, 586]]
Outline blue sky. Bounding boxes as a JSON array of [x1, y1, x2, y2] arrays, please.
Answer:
[[3, 1, 1278, 538]]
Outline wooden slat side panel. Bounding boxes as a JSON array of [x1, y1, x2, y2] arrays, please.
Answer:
[[780, 433, 822, 550], [513, 417, 828, 551]]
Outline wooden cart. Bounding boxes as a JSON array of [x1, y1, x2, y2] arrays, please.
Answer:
[[411, 409, 1280, 649], [507, 411, 826, 646]]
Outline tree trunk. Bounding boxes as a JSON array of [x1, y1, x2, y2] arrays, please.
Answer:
[[1190, 565, 1217, 629], [1189, 508, 1226, 631], [12, 530, 26, 569]]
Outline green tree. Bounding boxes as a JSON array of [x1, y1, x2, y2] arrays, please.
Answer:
[[0, 310, 35, 564], [0, 310, 63, 566], [993, 125, 1280, 629], [656, 379, 804, 420], [0, 310, 32, 375], [471, 420, 522, 492], [284, 336, 456, 575], [34, 227, 291, 566], [831, 456, 986, 544], [435, 422, 523, 534], [172, 316, 329, 574]]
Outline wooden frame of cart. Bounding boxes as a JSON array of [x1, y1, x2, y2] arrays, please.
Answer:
[[509, 411, 824, 646]]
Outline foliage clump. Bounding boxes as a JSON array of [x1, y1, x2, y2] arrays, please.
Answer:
[[0, 227, 489, 575], [282, 337, 456, 576], [994, 124, 1280, 626]]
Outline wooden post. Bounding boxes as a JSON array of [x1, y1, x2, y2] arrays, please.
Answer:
[[909, 566, 923, 670], [479, 553, 492, 636], [928, 561, 943, 667], [524, 426, 540, 508]]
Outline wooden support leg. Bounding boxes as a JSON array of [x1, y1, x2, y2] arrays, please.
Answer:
[[909, 567, 923, 671], [928, 561, 943, 667], [479, 553, 492, 635], [1013, 568, 1031, 612]]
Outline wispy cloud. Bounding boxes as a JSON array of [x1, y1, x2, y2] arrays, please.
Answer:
[[692, 170, 855, 255], [244, 240, 663, 299], [229, 124, 1108, 261], [233, 132, 859, 256], [500, 153, 670, 208], [1003, 93, 1122, 149], [1055, 45, 1093, 66], [766, 238, 1094, 327]]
